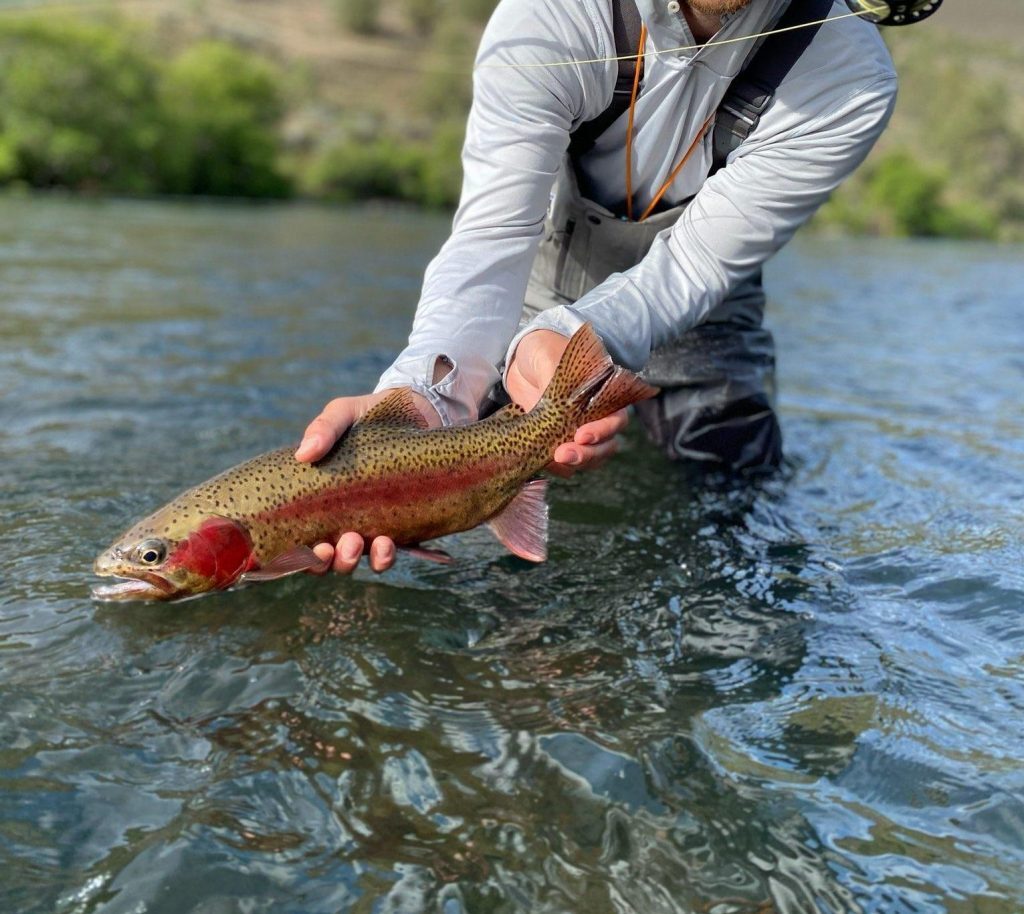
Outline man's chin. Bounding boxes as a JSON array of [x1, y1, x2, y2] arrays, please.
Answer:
[[685, 0, 753, 16]]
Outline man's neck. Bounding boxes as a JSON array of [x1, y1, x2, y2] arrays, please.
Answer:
[[682, 4, 725, 43]]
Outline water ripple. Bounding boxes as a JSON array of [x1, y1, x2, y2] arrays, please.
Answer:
[[2, 202, 1024, 912]]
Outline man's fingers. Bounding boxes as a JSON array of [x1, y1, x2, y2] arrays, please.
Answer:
[[368, 536, 396, 573], [295, 398, 358, 463], [574, 409, 628, 445], [545, 461, 576, 479], [313, 533, 397, 575], [553, 436, 620, 471], [504, 359, 542, 413], [310, 542, 335, 575], [297, 392, 440, 464], [505, 329, 572, 413], [332, 531, 365, 574]]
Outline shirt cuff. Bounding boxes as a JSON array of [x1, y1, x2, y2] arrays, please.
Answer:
[[375, 350, 501, 426]]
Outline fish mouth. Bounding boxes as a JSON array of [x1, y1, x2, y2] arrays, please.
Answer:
[[91, 571, 178, 603]]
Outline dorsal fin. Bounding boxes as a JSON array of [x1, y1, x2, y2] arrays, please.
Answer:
[[356, 389, 431, 430]]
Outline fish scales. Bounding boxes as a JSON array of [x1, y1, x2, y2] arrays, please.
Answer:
[[92, 324, 658, 601]]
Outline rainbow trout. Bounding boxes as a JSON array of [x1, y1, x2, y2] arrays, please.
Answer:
[[92, 324, 657, 601]]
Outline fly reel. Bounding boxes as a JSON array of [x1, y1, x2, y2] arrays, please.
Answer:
[[844, 0, 944, 26]]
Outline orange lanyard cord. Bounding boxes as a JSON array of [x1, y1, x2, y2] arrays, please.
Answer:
[[624, 24, 647, 222], [637, 111, 716, 223], [624, 29, 717, 224]]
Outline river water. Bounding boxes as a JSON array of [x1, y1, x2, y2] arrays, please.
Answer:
[[1, 197, 1022, 914]]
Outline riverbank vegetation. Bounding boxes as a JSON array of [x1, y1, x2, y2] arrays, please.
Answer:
[[0, 1, 1021, 239], [815, 24, 1024, 240], [0, 18, 290, 197]]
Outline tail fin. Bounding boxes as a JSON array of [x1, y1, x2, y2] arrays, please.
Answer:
[[541, 323, 659, 424]]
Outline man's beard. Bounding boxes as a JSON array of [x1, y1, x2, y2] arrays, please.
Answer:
[[686, 0, 754, 15]]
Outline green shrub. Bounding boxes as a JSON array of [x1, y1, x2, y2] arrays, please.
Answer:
[[0, 18, 290, 198], [819, 150, 998, 240], [866, 152, 997, 239], [303, 122, 463, 207], [158, 42, 290, 197], [877, 28, 1024, 240], [0, 135, 16, 183], [305, 135, 428, 203], [866, 151, 947, 237], [417, 119, 464, 207], [0, 18, 164, 193]]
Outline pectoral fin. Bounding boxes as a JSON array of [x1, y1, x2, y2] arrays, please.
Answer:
[[239, 546, 331, 582], [486, 478, 549, 562], [401, 545, 454, 564]]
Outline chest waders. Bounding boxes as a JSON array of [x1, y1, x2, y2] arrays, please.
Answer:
[[523, 0, 832, 473]]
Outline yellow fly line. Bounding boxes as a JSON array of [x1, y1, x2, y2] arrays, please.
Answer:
[[475, 6, 873, 71], [0, 0, 877, 79]]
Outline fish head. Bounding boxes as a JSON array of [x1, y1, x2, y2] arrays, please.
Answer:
[[93, 510, 256, 602]]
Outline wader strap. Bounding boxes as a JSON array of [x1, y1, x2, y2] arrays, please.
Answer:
[[567, 0, 644, 160], [711, 0, 834, 172], [568, 0, 833, 171]]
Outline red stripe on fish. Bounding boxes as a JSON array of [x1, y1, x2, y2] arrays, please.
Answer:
[[255, 460, 507, 524]]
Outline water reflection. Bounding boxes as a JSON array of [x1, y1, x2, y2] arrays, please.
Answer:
[[1, 200, 1023, 913]]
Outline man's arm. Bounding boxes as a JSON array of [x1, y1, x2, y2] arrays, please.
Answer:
[[508, 22, 899, 371], [295, 0, 618, 572], [372, 0, 616, 425]]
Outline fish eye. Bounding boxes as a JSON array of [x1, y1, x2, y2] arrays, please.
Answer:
[[135, 540, 167, 566]]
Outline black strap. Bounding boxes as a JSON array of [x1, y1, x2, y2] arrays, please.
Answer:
[[568, 0, 833, 174], [711, 0, 833, 172], [567, 0, 644, 160]]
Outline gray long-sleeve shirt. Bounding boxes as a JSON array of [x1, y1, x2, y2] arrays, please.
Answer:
[[374, 0, 898, 424]]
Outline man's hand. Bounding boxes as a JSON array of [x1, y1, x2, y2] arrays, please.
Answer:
[[505, 329, 629, 477], [295, 389, 440, 574]]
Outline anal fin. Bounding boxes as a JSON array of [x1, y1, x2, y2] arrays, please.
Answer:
[[239, 545, 331, 582], [486, 478, 549, 562]]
